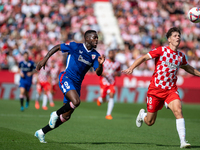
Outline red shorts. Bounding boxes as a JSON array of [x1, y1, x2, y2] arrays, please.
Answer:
[[37, 82, 51, 93], [146, 86, 181, 113], [100, 83, 115, 98]]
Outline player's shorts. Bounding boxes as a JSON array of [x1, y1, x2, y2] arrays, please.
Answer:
[[19, 81, 32, 92], [52, 84, 58, 93], [59, 72, 80, 104], [37, 82, 51, 93], [146, 86, 181, 113], [100, 83, 115, 98]]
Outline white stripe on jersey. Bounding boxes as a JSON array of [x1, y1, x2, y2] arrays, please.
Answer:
[[66, 54, 71, 69]]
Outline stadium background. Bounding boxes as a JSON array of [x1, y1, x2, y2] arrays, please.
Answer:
[[0, 0, 200, 103]]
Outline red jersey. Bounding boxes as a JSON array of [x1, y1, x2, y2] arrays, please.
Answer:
[[38, 67, 51, 83], [100, 59, 120, 85], [148, 46, 188, 90]]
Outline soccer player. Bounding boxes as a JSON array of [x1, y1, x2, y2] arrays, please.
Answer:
[[35, 66, 53, 110], [122, 27, 200, 148], [18, 51, 36, 111], [97, 50, 121, 120], [34, 30, 105, 143]]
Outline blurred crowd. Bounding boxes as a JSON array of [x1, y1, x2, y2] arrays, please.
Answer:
[[0, 0, 200, 77]]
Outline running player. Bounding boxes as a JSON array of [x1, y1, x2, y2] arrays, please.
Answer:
[[34, 66, 53, 110], [18, 51, 36, 111], [34, 30, 105, 143], [122, 27, 200, 148], [97, 50, 121, 120]]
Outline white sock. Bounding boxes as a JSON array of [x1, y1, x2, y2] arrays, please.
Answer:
[[42, 94, 48, 107], [47, 92, 53, 103], [36, 93, 40, 101], [106, 98, 114, 116], [39, 129, 44, 135], [142, 112, 147, 121], [176, 118, 186, 143], [98, 97, 103, 103]]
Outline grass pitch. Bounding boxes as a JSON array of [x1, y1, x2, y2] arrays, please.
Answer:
[[0, 99, 200, 150]]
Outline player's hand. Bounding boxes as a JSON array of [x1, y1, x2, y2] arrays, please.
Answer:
[[36, 59, 47, 71], [27, 72, 32, 76], [20, 72, 24, 78], [121, 68, 133, 74], [98, 55, 105, 65]]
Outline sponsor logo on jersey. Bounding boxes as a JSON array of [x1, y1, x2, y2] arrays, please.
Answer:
[[92, 54, 96, 60], [78, 55, 92, 65], [165, 62, 178, 69], [79, 50, 83, 54]]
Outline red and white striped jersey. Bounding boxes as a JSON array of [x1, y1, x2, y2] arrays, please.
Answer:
[[148, 46, 188, 90], [50, 65, 59, 85], [38, 66, 51, 83], [100, 59, 121, 85]]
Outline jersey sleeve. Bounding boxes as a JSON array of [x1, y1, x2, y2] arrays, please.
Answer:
[[18, 62, 22, 68], [92, 53, 100, 71], [181, 53, 188, 66], [60, 42, 78, 54], [148, 47, 162, 59]]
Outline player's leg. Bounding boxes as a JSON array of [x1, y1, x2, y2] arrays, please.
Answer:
[[42, 82, 50, 110], [25, 84, 31, 108], [35, 83, 41, 109], [136, 95, 162, 127], [105, 85, 115, 120], [97, 85, 108, 106], [19, 87, 25, 111], [167, 99, 191, 148]]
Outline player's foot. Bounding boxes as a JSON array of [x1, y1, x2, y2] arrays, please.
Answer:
[[136, 109, 145, 127], [50, 102, 55, 107], [42, 106, 48, 110], [49, 111, 58, 129], [25, 102, 29, 108], [34, 130, 47, 143], [97, 98, 101, 106], [35, 101, 40, 109], [105, 115, 113, 120], [180, 141, 191, 148], [20, 106, 24, 111]]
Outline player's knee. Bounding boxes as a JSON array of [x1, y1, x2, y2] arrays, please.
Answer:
[[71, 98, 80, 107], [145, 120, 155, 126], [173, 108, 183, 119]]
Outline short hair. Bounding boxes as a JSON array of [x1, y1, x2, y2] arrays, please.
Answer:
[[84, 30, 97, 39], [166, 27, 181, 39], [23, 51, 29, 55]]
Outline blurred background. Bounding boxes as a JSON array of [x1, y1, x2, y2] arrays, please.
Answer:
[[0, 0, 200, 103]]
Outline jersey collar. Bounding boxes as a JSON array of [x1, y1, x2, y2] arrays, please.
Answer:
[[83, 43, 93, 52]]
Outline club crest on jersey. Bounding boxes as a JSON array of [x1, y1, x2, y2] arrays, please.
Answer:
[[92, 54, 96, 60]]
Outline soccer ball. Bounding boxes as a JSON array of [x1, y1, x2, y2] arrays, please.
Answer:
[[188, 7, 200, 23]]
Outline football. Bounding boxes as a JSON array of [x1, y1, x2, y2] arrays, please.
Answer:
[[188, 7, 200, 23]]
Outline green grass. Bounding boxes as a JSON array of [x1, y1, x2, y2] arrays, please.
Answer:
[[0, 99, 200, 150]]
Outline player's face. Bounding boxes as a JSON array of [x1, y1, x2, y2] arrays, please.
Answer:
[[23, 53, 29, 61], [88, 33, 98, 48], [168, 32, 181, 47], [108, 50, 115, 60]]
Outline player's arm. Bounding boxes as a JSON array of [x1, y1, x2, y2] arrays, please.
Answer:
[[181, 64, 200, 77], [95, 55, 105, 76], [36, 45, 61, 71], [121, 54, 151, 74]]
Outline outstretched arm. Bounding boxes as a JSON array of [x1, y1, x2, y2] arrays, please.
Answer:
[[96, 55, 105, 76], [121, 54, 151, 74], [36, 44, 61, 71], [181, 64, 200, 77]]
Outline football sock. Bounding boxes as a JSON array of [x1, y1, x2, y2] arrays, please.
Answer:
[[42, 115, 66, 134], [35, 93, 40, 101], [176, 118, 186, 143], [56, 102, 76, 116], [47, 92, 53, 103], [98, 97, 103, 103], [20, 95, 24, 107], [106, 98, 114, 115], [42, 94, 48, 107], [142, 112, 147, 121]]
